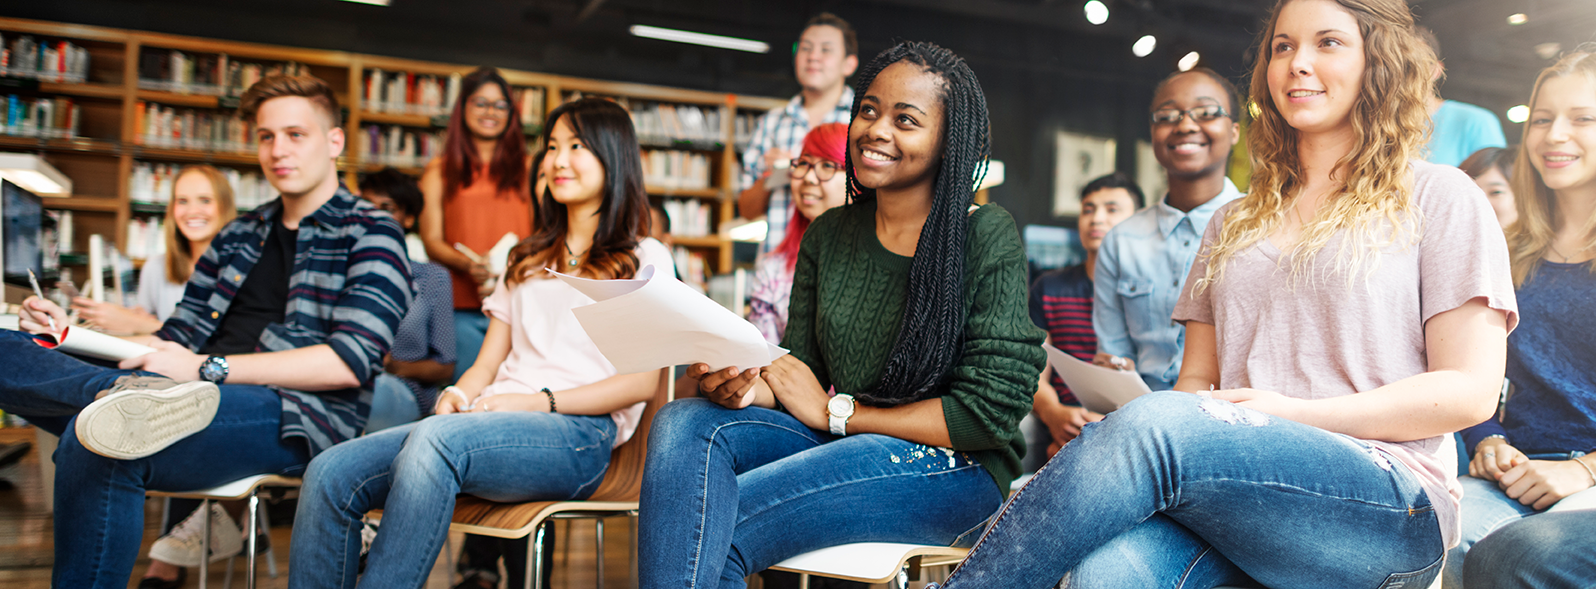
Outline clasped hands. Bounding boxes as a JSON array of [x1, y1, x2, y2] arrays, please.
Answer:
[[688, 356, 831, 430], [434, 387, 550, 415], [1470, 438, 1596, 511]]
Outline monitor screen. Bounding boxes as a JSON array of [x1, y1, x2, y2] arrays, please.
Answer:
[[2, 179, 43, 287]]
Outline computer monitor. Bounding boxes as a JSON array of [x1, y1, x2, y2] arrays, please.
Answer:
[[2, 178, 44, 288]]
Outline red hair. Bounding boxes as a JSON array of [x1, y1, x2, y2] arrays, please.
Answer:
[[772, 122, 848, 270], [442, 67, 528, 201]]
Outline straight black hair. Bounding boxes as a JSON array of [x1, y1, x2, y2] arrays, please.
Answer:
[[1081, 171, 1146, 209], [358, 167, 424, 219]]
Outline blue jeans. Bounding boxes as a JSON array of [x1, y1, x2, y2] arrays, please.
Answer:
[[452, 310, 489, 383], [1443, 463, 1592, 588], [637, 398, 1003, 589], [289, 411, 617, 589], [0, 330, 310, 589], [364, 373, 421, 433], [937, 391, 1444, 589], [1461, 509, 1596, 589]]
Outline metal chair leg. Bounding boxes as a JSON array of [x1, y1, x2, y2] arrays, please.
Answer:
[[200, 499, 211, 587], [245, 494, 259, 589], [527, 522, 549, 589], [797, 573, 810, 589], [595, 518, 605, 588]]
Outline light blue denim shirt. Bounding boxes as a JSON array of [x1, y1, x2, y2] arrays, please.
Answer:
[[1092, 178, 1243, 390]]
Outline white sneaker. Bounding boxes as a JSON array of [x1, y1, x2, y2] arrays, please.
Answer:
[[148, 503, 244, 567], [75, 376, 219, 460]]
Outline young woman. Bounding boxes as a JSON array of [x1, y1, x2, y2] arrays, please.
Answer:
[[1444, 48, 1596, 589], [638, 41, 1045, 587], [1460, 146, 1519, 229], [747, 121, 849, 344], [73, 165, 237, 336], [929, 1, 1516, 587], [288, 98, 671, 589], [418, 66, 534, 382]]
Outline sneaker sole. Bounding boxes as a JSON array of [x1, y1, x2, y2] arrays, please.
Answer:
[[75, 381, 220, 460]]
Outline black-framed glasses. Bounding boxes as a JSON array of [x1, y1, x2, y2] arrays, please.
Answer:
[[788, 158, 842, 181], [1150, 105, 1231, 126], [470, 98, 512, 112]]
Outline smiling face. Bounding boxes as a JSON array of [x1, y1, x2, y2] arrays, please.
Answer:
[[1472, 167, 1517, 228], [1266, 0, 1367, 138], [794, 25, 858, 93], [544, 116, 605, 209], [1078, 187, 1138, 253], [464, 82, 510, 141], [255, 96, 344, 198], [171, 171, 224, 243], [791, 155, 848, 222], [1151, 72, 1240, 180], [1525, 74, 1596, 196], [849, 61, 946, 194]]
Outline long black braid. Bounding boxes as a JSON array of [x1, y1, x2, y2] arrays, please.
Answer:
[[846, 41, 991, 406]]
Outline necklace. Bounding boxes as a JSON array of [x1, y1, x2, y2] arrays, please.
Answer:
[[564, 241, 590, 268], [1550, 244, 1587, 263]]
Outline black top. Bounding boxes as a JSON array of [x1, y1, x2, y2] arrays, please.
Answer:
[[203, 219, 297, 355]]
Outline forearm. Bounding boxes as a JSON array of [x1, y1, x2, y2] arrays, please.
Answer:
[[848, 399, 953, 448], [423, 237, 476, 274], [131, 313, 165, 335], [224, 344, 361, 391], [387, 358, 455, 386], [1282, 370, 1500, 442], [737, 183, 770, 220], [547, 370, 662, 415]]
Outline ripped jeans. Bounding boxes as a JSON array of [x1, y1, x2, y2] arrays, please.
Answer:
[[938, 391, 1445, 589], [637, 398, 1003, 589]]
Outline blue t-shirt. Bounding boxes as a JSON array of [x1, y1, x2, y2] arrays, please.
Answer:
[[389, 261, 456, 415], [1461, 261, 1596, 456], [1426, 100, 1507, 168]]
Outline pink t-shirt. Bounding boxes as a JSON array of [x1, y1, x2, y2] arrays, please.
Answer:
[[479, 238, 676, 448], [1171, 160, 1519, 548]]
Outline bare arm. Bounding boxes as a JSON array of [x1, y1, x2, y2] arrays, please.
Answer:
[[227, 345, 361, 390], [472, 369, 661, 415], [738, 182, 772, 220], [418, 159, 476, 274], [1172, 321, 1221, 393], [385, 356, 455, 387]]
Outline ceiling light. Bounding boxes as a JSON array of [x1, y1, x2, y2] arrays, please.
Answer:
[[1084, 0, 1110, 25], [1133, 35, 1157, 58], [340, 0, 391, 5], [1507, 105, 1529, 124], [1536, 42, 1563, 60], [629, 25, 770, 53], [0, 153, 72, 196], [1179, 51, 1200, 72], [1507, 13, 1528, 25]]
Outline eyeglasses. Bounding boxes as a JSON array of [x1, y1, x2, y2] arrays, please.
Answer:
[[1150, 105, 1231, 126], [470, 98, 512, 113], [788, 158, 842, 181]]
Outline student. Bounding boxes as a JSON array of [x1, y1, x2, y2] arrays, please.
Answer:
[[418, 66, 535, 382], [72, 165, 238, 335], [357, 167, 456, 432], [2, 74, 411, 589], [1029, 172, 1141, 460], [1462, 510, 1596, 589], [738, 13, 858, 253], [1093, 67, 1244, 390], [928, 1, 1515, 586], [1417, 27, 1508, 168], [747, 121, 849, 344], [289, 98, 671, 589], [639, 41, 1045, 587], [1443, 48, 1596, 589], [1460, 146, 1519, 229]]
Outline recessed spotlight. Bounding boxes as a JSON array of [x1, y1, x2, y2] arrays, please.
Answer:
[[1178, 51, 1200, 72], [1084, 0, 1110, 25], [1133, 35, 1157, 58], [629, 25, 770, 53], [340, 0, 390, 5], [1507, 13, 1528, 25], [1507, 105, 1529, 123]]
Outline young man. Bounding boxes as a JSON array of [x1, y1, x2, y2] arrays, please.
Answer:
[[1417, 27, 1507, 167], [2, 75, 411, 589], [737, 12, 858, 253]]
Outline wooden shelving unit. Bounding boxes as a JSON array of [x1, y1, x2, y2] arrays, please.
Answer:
[[0, 15, 785, 276]]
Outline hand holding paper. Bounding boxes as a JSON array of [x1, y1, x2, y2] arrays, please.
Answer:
[[554, 265, 787, 375], [1043, 343, 1152, 414]]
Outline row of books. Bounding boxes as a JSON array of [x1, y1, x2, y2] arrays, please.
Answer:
[[0, 34, 90, 84], [512, 87, 546, 128], [363, 70, 461, 117], [2, 94, 81, 139], [124, 216, 166, 261], [129, 162, 275, 211], [133, 101, 254, 152], [660, 198, 714, 238], [358, 124, 444, 169], [631, 102, 724, 147], [642, 149, 714, 191], [138, 48, 311, 96], [672, 246, 709, 292], [733, 111, 761, 151]]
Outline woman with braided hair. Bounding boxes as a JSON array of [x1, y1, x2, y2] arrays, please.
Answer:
[[638, 41, 1045, 587]]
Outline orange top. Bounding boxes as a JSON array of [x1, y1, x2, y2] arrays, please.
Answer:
[[443, 166, 533, 309]]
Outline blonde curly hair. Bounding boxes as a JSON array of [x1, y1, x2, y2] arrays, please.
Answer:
[[1194, 0, 1435, 293]]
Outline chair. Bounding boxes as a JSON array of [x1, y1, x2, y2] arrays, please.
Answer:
[[146, 474, 301, 589], [768, 543, 969, 589], [370, 368, 671, 589]]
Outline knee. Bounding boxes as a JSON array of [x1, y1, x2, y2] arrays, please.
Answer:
[[1091, 392, 1207, 437], [54, 422, 123, 476], [650, 398, 725, 449]]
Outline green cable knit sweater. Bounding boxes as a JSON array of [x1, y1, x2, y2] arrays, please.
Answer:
[[782, 199, 1047, 495]]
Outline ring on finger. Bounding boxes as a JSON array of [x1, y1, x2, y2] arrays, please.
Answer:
[[1484, 452, 1496, 458]]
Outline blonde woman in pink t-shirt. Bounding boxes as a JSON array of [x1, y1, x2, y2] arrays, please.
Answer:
[[929, 1, 1517, 588], [288, 98, 672, 589]]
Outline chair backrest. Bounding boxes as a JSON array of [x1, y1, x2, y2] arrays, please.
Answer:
[[583, 367, 671, 502]]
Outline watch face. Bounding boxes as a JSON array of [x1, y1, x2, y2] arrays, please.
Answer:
[[827, 395, 854, 417]]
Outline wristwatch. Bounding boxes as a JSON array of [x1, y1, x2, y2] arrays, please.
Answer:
[[827, 394, 856, 436], [199, 355, 229, 384]]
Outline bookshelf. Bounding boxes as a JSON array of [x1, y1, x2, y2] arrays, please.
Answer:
[[0, 15, 786, 281]]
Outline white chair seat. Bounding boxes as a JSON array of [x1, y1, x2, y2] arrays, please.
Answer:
[[147, 474, 300, 500], [769, 542, 969, 584]]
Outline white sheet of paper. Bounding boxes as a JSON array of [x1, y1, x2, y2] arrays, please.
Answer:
[[486, 232, 520, 276], [554, 265, 787, 374], [33, 326, 157, 362], [1044, 343, 1152, 414]]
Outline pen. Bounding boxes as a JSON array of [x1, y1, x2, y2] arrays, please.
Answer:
[[26, 269, 57, 333]]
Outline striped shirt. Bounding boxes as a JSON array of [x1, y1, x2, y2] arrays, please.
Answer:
[[739, 86, 854, 253], [1029, 264, 1095, 405], [156, 187, 412, 456]]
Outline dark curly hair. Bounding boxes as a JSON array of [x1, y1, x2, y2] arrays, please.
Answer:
[[845, 40, 990, 406]]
